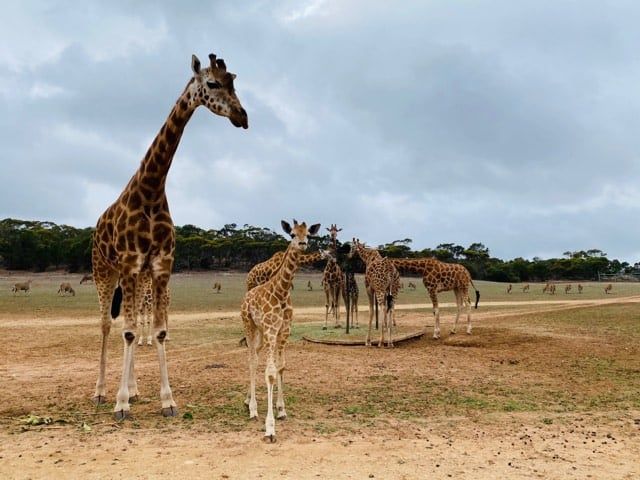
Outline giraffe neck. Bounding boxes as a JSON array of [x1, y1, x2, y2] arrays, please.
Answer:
[[356, 245, 381, 266], [299, 251, 324, 266], [130, 83, 196, 203], [272, 245, 302, 296]]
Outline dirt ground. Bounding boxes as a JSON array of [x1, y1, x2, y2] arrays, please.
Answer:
[[1, 295, 640, 479]]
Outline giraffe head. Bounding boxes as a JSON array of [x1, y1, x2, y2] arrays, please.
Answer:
[[281, 219, 320, 252], [326, 224, 342, 242], [347, 238, 362, 258], [189, 53, 248, 129]]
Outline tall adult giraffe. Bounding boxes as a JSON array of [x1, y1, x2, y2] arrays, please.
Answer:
[[348, 239, 399, 347], [389, 257, 479, 339], [322, 224, 343, 329], [91, 53, 247, 420]]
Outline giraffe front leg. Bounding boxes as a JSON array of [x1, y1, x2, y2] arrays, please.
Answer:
[[152, 272, 177, 417], [128, 345, 139, 402], [93, 312, 112, 405], [264, 343, 277, 442], [276, 315, 292, 420], [451, 291, 462, 335], [245, 330, 260, 420], [430, 292, 441, 339]]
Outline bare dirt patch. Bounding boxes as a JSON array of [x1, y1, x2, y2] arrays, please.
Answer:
[[1, 296, 640, 478]]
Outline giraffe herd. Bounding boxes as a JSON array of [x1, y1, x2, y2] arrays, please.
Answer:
[[7, 52, 622, 442]]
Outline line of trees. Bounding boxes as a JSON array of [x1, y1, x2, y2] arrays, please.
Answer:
[[0, 218, 637, 282]]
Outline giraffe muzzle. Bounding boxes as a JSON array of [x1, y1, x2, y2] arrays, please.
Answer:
[[230, 108, 248, 129]]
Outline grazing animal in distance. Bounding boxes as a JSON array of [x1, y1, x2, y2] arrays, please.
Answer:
[[522, 284, 530, 293], [407, 281, 416, 290], [12, 280, 32, 295], [506, 284, 512, 294], [212, 282, 222, 293], [241, 220, 320, 441], [307, 280, 313, 291], [564, 284, 572, 294], [577, 284, 583, 294], [604, 283, 613, 294], [57, 282, 75, 296], [80, 273, 93, 284]]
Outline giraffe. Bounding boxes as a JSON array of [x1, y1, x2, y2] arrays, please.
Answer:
[[506, 284, 512, 294], [341, 271, 359, 328], [564, 284, 572, 294], [12, 280, 32, 295], [604, 283, 613, 294], [246, 250, 332, 291], [57, 282, 75, 296], [80, 273, 93, 284], [348, 239, 399, 347], [136, 270, 171, 346], [389, 257, 479, 339], [241, 220, 320, 441], [322, 224, 343, 329], [577, 283, 583, 294], [522, 284, 530, 293], [91, 52, 247, 420]]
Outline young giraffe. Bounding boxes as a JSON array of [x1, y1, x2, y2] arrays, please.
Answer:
[[136, 270, 171, 346], [349, 239, 399, 347], [389, 257, 479, 339], [246, 250, 332, 291], [323, 224, 344, 329], [91, 53, 247, 420], [241, 220, 320, 441]]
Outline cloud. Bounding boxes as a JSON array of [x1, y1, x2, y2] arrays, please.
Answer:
[[2, 1, 640, 263]]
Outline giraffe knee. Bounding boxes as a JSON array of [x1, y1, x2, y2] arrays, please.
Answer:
[[156, 330, 167, 343], [124, 331, 135, 345]]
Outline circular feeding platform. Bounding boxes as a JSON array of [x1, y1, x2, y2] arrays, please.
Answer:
[[302, 326, 426, 346]]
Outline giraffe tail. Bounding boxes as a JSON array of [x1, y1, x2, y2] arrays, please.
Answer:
[[110, 285, 123, 319]]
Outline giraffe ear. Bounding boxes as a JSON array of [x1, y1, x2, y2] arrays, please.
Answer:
[[191, 54, 201, 74], [308, 223, 321, 236], [281, 220, 292, 235]]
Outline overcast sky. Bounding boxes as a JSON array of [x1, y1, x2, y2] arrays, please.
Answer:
[[1, 1, 640, 262]]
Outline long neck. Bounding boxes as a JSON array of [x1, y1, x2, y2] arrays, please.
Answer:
[[357, 245, 381, 266], [131, 84, 196, 202], [274, 244, 302, 294], [299, 251, 324, 266], [390, 258, 427, 274]]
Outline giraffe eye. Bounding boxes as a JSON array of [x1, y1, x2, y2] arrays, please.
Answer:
[[206, 80, 222, 89]]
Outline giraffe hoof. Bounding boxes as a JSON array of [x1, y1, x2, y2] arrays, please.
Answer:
[[161, 406, 178, 417], [92, 395, 107, 406], [114, 409, 129, 421], [264, 434, 277, 443], [129, 395, 139, 403], [277, 410, 287, 420]]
